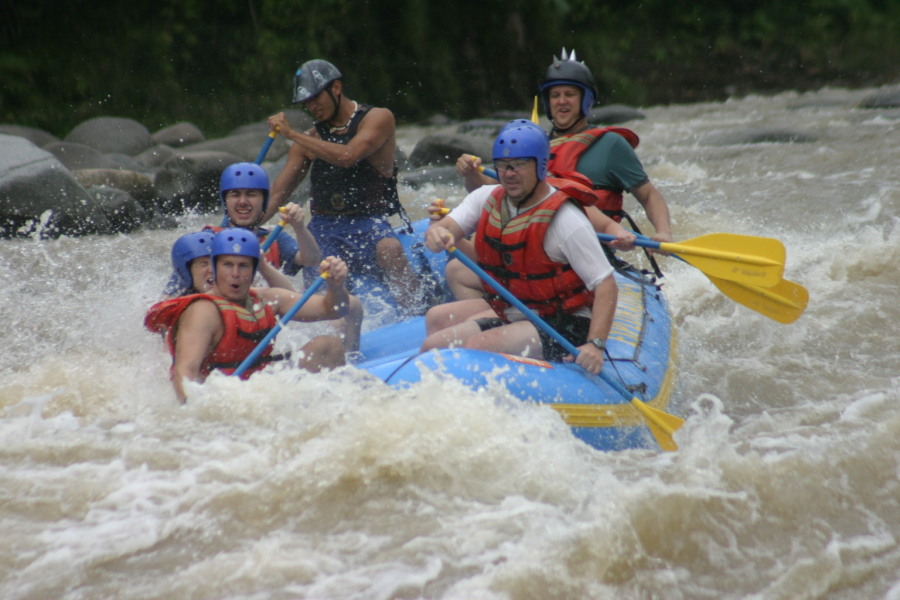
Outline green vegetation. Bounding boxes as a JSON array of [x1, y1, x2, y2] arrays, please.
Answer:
[[2, 0, 898, 137]]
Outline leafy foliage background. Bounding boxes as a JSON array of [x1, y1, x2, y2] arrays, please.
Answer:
[[2, 0, 898, 136]]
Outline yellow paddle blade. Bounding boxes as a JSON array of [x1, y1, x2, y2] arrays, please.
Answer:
[[708, 276, 809, 324], [660, 233, 785, 288], [629, 397, 684, 451], [531, 96, 540, 124]]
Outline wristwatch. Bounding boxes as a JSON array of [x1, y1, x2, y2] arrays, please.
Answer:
[[588, 338, 606, 351]]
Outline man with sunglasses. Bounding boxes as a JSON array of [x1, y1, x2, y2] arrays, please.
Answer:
[[421, 125, 617, 376], [264, 59, 422, 314]]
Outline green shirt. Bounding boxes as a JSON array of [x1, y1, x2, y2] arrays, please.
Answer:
[[574, 132, 649, 192]]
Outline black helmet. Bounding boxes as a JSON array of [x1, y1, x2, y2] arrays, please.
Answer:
[[539, 48, 598, 119], [292, 59, 342, 104]]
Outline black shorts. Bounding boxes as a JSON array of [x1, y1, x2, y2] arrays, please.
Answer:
[[474, 313, 591, 361]]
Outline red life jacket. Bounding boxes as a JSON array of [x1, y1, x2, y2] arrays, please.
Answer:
[[144, 291, 279, 379], [203, 225, 282, 269], [548, 126, 640, 221], [473, 182, 595, 320]]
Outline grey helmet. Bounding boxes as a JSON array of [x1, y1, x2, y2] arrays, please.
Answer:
[[292, 59, 342, 103], [539, 48, 598, 119]]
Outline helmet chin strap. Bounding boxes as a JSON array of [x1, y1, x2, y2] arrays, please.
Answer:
[[510, 181, 541, 214], [551, 114, 588, 136], [325, 89, 342, 123]]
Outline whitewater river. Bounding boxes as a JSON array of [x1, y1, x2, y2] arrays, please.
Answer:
[[1, 86, 898, 599]]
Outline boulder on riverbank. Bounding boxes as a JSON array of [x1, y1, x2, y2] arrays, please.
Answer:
[[0, 103, 654, 239]]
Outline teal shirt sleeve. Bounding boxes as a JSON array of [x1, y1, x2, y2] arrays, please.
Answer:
[[574, 132, 649, 191]]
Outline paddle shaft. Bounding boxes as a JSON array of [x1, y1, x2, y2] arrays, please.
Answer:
[[254, 129, 278, 164], [261, 217, 286, 251], [448, 248, 639, 404], [597, 233, 781, 267], [232, 275, 327, 377]]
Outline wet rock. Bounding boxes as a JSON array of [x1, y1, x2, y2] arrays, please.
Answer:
[[589, 104, 646, 124], [408, 133, 493, 167], [706, 128, 818, 145], [86, 185, 148, 234], [0, 134, 111, 238], [72, 169, 160, 213], [0, 124, 59, 148], [400, 166, 461, 189], [44, 141, 122, 171], [859, 86, 900, 109], [455, 119, 508, 136], [179, 131, 289, 164], [151, 122, 205, 148], [229, 110, 313, 137], [64, 116, 152, 156], [154, 150, 241, 214], [135, 144, 176, 169]]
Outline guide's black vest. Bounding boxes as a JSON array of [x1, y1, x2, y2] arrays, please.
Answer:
[[310, 104, 402, 218]]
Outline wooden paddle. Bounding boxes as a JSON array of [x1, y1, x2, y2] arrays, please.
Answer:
[[597, 232, 785, 288], [447, 247, 683, 451], [232, 274, 327, 377]]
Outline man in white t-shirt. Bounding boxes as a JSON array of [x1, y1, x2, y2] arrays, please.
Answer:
[[421, 125, 618, 375]]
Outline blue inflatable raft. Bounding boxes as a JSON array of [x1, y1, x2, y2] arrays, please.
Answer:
[[352, 219, 678, 452]]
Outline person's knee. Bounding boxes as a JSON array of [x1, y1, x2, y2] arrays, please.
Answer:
[[299, 335, 346, 371], [375, 237, 406, 266]]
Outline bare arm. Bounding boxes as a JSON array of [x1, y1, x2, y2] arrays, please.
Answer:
[[630, 180, 672, 243], [264, 143, 313, 223], [269, 107, 395, 170], [584, 206, 637, 250], [455, 153, 497, 192], [256, 255, 295, 291], [424, 216, 466, 254], [281, 202, 322, 266], [171, 300, 222, 403], [570, 274, 618, 375], [258, 256, 351, 322]]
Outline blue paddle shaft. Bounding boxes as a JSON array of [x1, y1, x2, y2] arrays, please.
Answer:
[[254, 132, 277, 164], [446, 249, 638, 402], [260, 222, 284, 251], [232, 275, 326, 377], [597, 232, 661, 251]]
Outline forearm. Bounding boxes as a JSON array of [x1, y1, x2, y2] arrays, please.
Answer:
[[321, 286, 351, 319], [631, 182, 672, 240], [283, 128, 366, 168], [292, 224, 322, 267], [265, 154, 310, 222], [257, 267, 295, 291], [464, 171, 495, 192], [587, 276, 618, 342], [172, 363, 202, 404]]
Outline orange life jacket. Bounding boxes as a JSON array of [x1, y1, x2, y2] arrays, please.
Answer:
[[203, 225, 282, 269], [473, 181, 595, 320], [548, 126, 640, 221], [144, 291, 279, 379]]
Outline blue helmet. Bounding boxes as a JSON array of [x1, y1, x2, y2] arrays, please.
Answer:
[[219, 162, 270, 213], [211, 228, 260, 278], [492, 125, 550, 181], [539, 48, 598, 120], [500, 118, 545, 134], [171, 231, 213, 290]]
